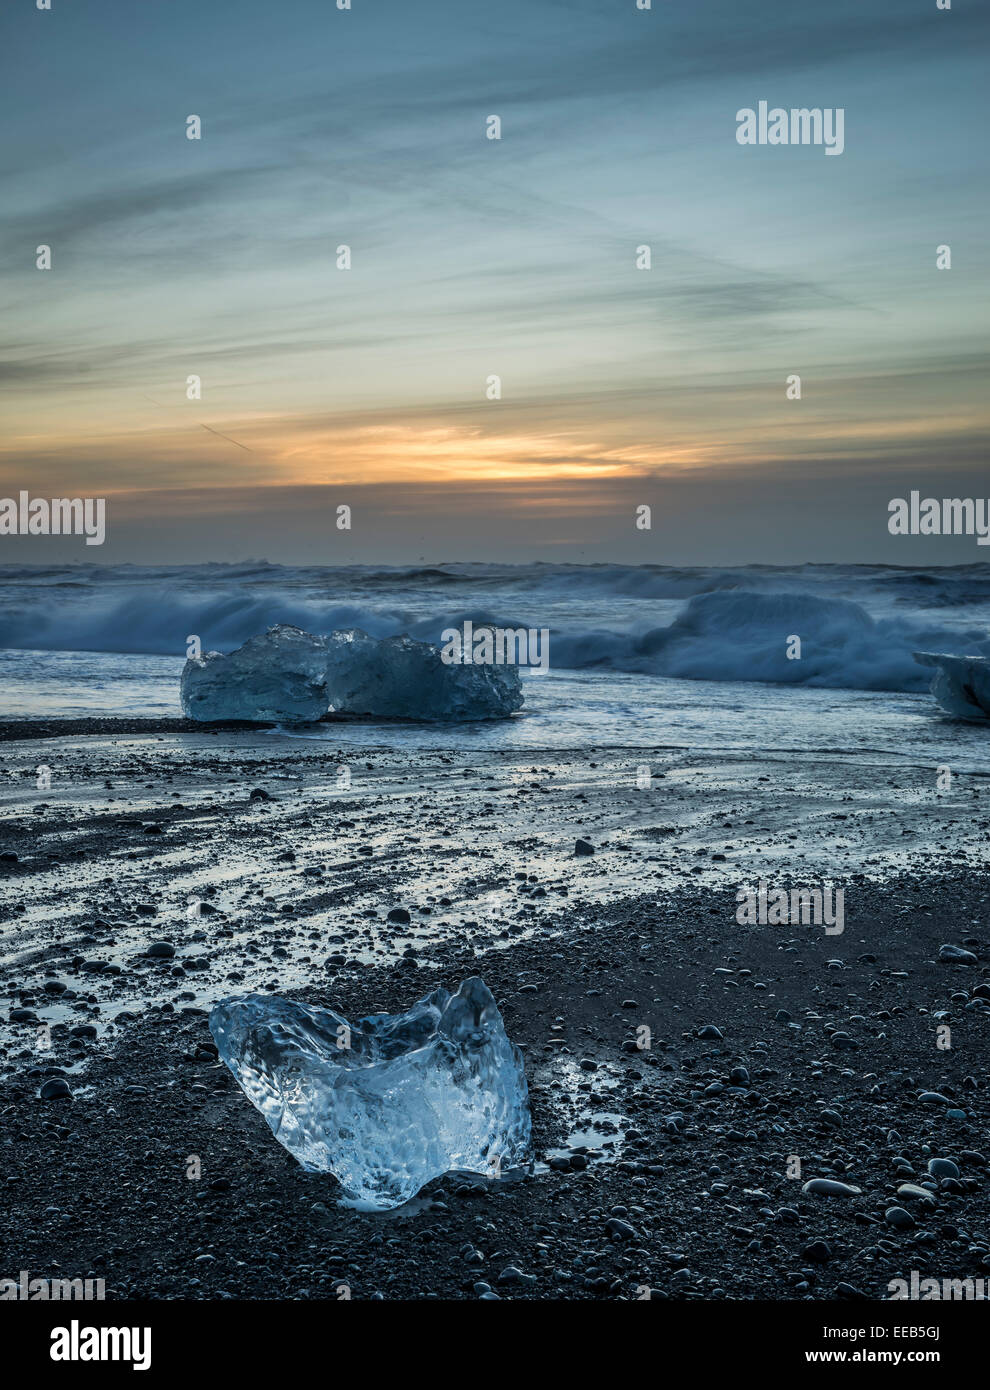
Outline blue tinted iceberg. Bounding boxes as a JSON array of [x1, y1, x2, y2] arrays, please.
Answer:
[[324, 627, 523, 720], [180, 624, 329, 724], [180, 624, 523, 723], [914, 651, 990, 720], [209, 977, 532, 1210]]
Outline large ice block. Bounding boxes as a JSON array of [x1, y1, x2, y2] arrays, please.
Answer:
[[209, 977, 532, 1210], [180, 623, 523, 723], [180, 624, 329, 723], [324, 628, 523, 720], [914, 650, 990, 719]]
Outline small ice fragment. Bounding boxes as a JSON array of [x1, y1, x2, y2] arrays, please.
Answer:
[[181, 624, 329, 724], [209, 977, 532, 1210], [914, 651, 990, 720]]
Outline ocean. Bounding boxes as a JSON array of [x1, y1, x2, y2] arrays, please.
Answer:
[[2, 560, 990, 767]]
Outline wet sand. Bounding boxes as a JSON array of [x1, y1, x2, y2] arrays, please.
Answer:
[[2, 723, 990, 1298]]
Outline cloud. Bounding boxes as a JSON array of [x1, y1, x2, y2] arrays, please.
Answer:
[[0, 0, 986, 570]]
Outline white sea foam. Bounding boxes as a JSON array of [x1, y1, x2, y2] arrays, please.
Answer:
[[2, 563, 990, 698]]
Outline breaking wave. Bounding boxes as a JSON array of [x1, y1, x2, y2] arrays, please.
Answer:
[[2, 563, 989, 695], [547, 590, 990, 692]]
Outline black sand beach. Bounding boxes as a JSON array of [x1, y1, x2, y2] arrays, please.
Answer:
[[3, 724, 990, 1300]]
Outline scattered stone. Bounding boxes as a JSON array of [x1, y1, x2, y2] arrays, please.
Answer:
[[884, 1206, 915, 1230], [39, 1078, 71, 1101], [896, 1183, 937, 1205], [802, 1179, 862, 1198], [939, 944, 978, 964]]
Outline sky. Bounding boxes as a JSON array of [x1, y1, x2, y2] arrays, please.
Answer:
[[0, 0, 988, 565]]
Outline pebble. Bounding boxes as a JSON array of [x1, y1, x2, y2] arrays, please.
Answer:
[[39, 1077, 71, 1101], [939, 944, 978, 964], [896, 1183, 937, 1205], [802, 1179, 862, 1198], [605, 1218, 638, 1240], [884, 1206, 915, 1230]]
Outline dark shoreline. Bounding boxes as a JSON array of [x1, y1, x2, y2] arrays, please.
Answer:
[[0, 713, 522, 742], [0, 717, 271, 743], [4, 872, 990, 1300]]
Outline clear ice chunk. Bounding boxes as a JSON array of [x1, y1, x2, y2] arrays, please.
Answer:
[[914, 650, 990, 719], [180, 624, 329, 724], [209, 976, 532, 1210], [180, 624, 522, 723], [324, 628, 523, 720]]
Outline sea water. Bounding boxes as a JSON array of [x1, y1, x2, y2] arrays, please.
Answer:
[[2, 560, 990, 770]]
